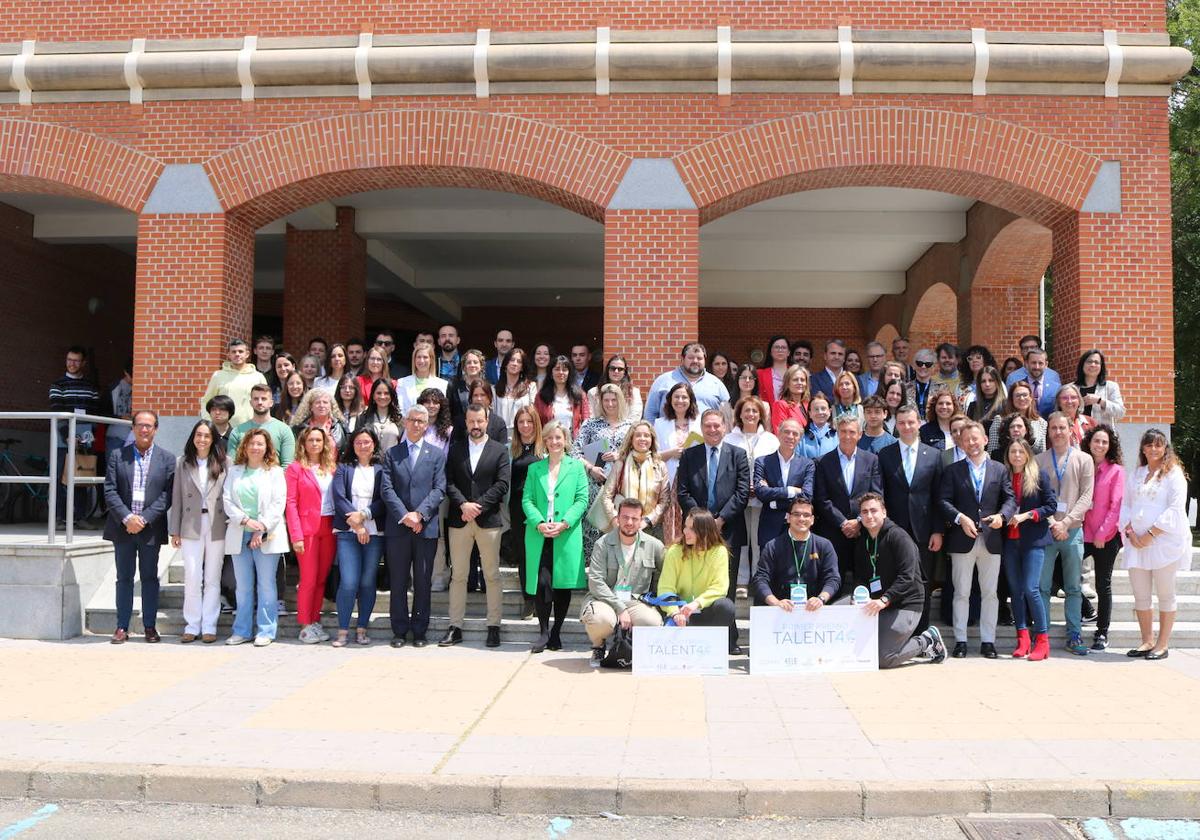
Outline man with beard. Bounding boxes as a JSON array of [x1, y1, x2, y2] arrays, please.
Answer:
[[643, 342, 730, 423]]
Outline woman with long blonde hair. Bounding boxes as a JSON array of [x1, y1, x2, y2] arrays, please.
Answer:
[[1001, 438, 1058, 661], [600, 420, 672, 539]]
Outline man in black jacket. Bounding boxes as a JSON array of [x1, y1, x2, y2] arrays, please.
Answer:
[[751, 497, 840, 610], [877, 405, 944, 632], [813, 414, 883, 595], [443, 403, 511, 648], [854, 492, 946, 669]]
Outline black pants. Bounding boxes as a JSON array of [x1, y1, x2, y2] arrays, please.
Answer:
[[915, 544, 935, 634], [1085, 538, 1121, 634], [724, 543, 745, 602], [688, 596, 738, 650], [387, 532, 437, 638], [535, 541, 572, 638], [509, 504, 533, 607]]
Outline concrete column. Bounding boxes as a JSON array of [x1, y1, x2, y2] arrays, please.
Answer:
[[283, 206, 367, 354]]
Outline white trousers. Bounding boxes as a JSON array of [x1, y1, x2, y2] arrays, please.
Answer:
[[1129, 562, 1179, 612], [181, 514, 224, 635], [950, 535, 1000, 644]]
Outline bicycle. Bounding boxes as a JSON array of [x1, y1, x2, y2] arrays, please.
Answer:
[[0, 438, 50, 524]]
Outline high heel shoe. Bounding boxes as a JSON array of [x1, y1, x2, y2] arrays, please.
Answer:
[[1029, 633, 1050, 661], [1012, 629, 1031, 659]]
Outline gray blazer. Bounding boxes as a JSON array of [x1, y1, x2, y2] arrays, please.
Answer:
[[583, 529, 665, 615], [167, 456, 229, 543], [103, 444, 175, 545], [380, 439, 447, 539]]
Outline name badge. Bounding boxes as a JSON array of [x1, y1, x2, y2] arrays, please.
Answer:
[[614, 585, 632, 605], [790, 583, 808, 603], [1056, 501, 1068, 513], [132, 489, 146, 504], [869, 577, 883, 594]]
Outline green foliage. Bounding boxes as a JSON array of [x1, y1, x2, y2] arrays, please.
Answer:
[[1169, 0, 1200, 478]]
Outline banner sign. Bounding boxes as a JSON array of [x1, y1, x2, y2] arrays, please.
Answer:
[[748, 605, 878, 674], [632, 625, 728, 676]]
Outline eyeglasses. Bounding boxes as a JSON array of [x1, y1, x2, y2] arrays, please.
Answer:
[[608, 365, 626, 372], [867, 353, 885, 360], [133, 423, 155, 430], [915, 360, 934, 368], [376, 340, 394, 347]]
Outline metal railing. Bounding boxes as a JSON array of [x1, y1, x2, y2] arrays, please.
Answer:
[[0, 412, 132, 545]]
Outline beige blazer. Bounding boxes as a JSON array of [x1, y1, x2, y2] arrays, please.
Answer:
[[167, 456, 228, 543]]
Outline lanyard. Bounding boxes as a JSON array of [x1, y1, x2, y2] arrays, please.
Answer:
[[790, 533, 811, 580], [969, 460, 985, 500], [864, 534, 879, 579], [1051, 447, 1071, 485]]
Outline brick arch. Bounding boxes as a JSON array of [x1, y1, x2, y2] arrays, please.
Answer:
[[874, 322, 900, 350], [0, 119, 162, 212], [963, 215, 1052, 353], [675, 108, 1102, 228], [204, 109, 631, 228], [907, 282, 957, 352]]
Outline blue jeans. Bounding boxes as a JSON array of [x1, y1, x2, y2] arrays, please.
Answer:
[[335, 531, 382, 630], [114, 538, 162, 631], [1040, 526, 1083, 637], [232, 531, 281, 640], [1003, 540, 1047, 634]]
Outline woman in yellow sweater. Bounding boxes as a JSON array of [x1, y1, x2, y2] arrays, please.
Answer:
[[659, 508, 740, 654]]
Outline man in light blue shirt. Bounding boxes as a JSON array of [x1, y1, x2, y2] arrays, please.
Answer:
[[1005, 347, 1060, 418], [857, 341, 887, 399], [643, 342, 730, 423]]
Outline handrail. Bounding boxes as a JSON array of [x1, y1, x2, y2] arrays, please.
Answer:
[[0, 411, 133, 545]]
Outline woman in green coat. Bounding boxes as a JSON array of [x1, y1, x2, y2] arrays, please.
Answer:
[[522, 420, 590, 653]]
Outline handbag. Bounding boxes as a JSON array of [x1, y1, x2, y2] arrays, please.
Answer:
[[586, 489, 620, 533], [61, 450, 98, 485], [600, 624, 634, 669]]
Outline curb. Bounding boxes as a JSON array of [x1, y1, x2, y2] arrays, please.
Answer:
[[3, 762, 1200, 818]]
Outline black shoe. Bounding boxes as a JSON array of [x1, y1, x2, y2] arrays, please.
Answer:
[[729, 644, 744, 656], [390, 636, 407, 648], [1081, 598, 1097, 624], [486, 626, 501, 648], [1127, 646, 1152, 658], [438, 626, 462, 647], [998, 610, 1014, 627], [1091, 632, 1108, 651], [1146, 648, 1170, 660], [412, 637, 428, 648], [590, 646, 604, 669], [980, 642, 998, 659], [952, 642, 968, 658], [546, 630, 562, 651], [531, 630, 550, 653]]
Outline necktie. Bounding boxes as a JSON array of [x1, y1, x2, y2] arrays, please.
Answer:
[[706, 446, 719, 510], [1032, 379, 1041, 401], [904, 445, 915, 484], [410, 441, 420, 461]]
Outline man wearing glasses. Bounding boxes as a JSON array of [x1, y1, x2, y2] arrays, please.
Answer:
[[905, 348, 939, 417], [857, 341, 888, 398], [375, 331, 409, 380]]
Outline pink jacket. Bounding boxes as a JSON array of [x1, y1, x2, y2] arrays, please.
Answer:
[[284, 461, 332, 541], [1083, 460, 1124, 544]]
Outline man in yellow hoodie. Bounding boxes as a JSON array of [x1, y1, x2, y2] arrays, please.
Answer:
[[200, 339, 268, 426]]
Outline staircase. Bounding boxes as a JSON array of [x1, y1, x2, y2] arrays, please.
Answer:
[[84, 548, 1200, 649]]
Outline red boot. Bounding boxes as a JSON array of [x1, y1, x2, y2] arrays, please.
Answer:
[[1012, 629, 1031, 659], [1029, 633, 1050, 661]]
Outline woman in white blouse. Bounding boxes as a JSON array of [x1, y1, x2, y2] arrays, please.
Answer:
[[723, 395, 780, 584], [396, 342, 448, 413], [494, 347, 535, 433], [653, 382, 701, 484], [331, 427, 385, 648], [1074, 349, 1126, 428], [1119, 429, 1192, 660]]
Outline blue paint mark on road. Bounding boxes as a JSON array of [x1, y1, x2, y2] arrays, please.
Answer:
[[1121, 818, 1200, 840], [1081, 818, 1118, 840], [547, 816, 572, 839], [0, 804, 59, 839]]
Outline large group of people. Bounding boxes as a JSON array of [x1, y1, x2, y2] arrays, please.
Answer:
[[63, 324, 1189, 669]]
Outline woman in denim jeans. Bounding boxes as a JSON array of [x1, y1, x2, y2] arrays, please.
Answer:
[[330, 427, 386, 647], [222, 428, 289, 647], [1001, 438, 1058, 661]]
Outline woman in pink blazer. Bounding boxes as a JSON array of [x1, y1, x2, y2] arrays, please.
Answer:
[[1082, 424, 1125, 651], [286, 427, 339, 644]]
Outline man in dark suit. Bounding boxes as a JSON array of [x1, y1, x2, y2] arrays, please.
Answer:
[[381, 404, 447, 648], [808, 338, 847, 402], [938, 420, 1017, 659], [877, 404, 944, 633], [753, 418, 815, 548], [676, 409, 750, 651], [443, 403, 511, 648], [813, 413, 883, 596], [570, 343, 601, 392], [102, 409, 175, 644]]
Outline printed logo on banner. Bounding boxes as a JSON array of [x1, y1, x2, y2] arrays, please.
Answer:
[[749, 605, 878, 674], [632, 625, 728, 676]]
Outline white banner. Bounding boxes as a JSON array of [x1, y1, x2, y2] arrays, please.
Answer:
[[749, 605, 878, 674], [632, 625, 728, 676]]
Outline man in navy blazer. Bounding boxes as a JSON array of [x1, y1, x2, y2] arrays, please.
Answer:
[[937, 420, 1017, 659], [753, 418, 815, 548], [877, 405, 944, 632], [807, 338, 847, 402], [102, 410, 175, 644], [677, 409, 750, 635], [813, 414, 882, 596], [381, 404, 447, 647]]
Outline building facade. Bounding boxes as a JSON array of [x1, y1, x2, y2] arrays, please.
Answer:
[[0, 2, 1188, 446]]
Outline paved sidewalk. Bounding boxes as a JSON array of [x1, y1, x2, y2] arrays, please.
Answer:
[[4, 637, 1200, 816]]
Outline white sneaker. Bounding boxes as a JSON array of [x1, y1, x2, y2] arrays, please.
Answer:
[[316, 623, 330, 642], [253, 635, 273, 647], [298, 624, 321, 645], [225, 634, 249, 646]]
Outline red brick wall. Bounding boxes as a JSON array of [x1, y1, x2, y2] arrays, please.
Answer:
[[282, 206, 367, 353], [0, 203, 135, 413]]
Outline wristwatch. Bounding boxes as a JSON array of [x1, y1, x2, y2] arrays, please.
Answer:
[[878, 595, 890, 608]]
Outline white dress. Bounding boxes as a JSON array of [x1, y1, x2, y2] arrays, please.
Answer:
[[653, 417, 701, 483], [1118, 465, 1192, 571]]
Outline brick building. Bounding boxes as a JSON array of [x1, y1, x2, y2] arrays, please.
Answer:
[[0, 3, 1189, 449]]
